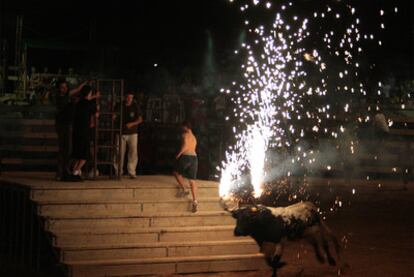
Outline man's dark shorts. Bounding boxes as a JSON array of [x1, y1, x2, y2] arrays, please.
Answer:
[[175, 155, 198, 180]]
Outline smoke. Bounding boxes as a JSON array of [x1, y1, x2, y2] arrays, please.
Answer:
[[263, 140, 338, 182]]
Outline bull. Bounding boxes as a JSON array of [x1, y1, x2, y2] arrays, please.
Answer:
[[221, 200, 344, 277]]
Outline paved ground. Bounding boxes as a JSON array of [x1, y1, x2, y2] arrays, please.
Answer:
[[167, 182, 414, 277]]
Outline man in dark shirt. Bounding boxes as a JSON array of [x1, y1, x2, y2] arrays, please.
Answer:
[[71, 85, 99, 181], [54, 79, 88, 181], [113, 91, 143, 178]]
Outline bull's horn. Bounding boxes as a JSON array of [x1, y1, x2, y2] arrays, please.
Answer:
[[219, 196, 238, 212], [219, 197, 230, 211]]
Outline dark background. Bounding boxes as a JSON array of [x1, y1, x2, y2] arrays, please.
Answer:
[[1, 0, 242, 86], [1, 0, 412, 90]]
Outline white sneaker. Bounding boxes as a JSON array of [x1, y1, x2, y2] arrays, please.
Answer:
[[191, 200, 198, 213]]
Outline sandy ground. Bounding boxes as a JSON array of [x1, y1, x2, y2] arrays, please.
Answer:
[[167, 182, 414, 277]]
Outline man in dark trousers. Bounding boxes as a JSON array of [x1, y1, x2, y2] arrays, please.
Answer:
[[114, 91, 143, 178], [71, 85, 100, 181], [54, 79, 87, 181]]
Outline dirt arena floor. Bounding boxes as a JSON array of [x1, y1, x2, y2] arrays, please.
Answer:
[[168, 181, 414, 277]]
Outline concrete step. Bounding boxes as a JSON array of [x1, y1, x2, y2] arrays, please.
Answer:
[[0, 131, 57, 139], [0, 104, 56, 116], [62, 240, 259, 263], [69, 253, 268, 277], [46, 211, 234, 233], [54, 225, 238, 247], [0, 125, 57, 134], [0, 118, 54, 126], [0, 137, 57, 147], [1, 157, 56, 166], [0, 144, 58, 152], [0, 164, 55, 172], [39, 198, 223, 218], [31, 177, 219, 203]]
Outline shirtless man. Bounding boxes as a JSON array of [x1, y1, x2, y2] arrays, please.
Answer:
[[173, 121, 198, 212]]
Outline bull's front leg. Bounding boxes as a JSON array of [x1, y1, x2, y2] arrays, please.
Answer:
[[260, 241, 286, 277]]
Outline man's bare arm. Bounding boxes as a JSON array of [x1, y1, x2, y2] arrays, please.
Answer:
[[86, 91, 101, 101], [69, 80, 89, 97]]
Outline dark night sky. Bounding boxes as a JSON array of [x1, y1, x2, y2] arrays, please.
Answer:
[[1, 0, 413, 80], [2, 0, 243, 73]]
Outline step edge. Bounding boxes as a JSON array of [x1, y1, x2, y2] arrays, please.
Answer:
[[54, 224, 236, 235], [45, 211, 229, 220], [66, 253, 265, 266], [38, 197, 221, 205], [59, 239, 255, 251]]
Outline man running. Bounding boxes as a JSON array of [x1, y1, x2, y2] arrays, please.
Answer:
[[173, 121, 199, 212]]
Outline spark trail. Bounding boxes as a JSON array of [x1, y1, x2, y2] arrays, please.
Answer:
[[219, 0, 394, 200]]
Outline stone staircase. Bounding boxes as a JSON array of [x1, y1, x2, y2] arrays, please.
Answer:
[[0, 104, 57, 172], [29, 175, 267, 276]]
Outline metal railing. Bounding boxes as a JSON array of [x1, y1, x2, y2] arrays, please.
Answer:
[[0, 182, 66, 276]]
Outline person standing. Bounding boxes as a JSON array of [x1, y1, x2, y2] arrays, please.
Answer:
[[114, 91, 143, 178], [173, 121, 199, 212], [71, 85, 99, 181], [54, 79, 87, 181]]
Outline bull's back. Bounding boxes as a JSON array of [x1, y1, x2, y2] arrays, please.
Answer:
[[269, 201, 320, 240]]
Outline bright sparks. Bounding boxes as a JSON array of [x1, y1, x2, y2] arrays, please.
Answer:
[[220, 0, 388, 199]]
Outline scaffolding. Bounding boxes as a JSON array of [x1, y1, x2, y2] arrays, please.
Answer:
[[93, 79, 124, 179]]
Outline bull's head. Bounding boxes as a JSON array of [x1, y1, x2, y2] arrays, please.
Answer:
[[229, 204, 273, 237], [219, 196, 272, 236]]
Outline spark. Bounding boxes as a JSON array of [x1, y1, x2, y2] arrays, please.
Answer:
[[219, 0, 388, 200]]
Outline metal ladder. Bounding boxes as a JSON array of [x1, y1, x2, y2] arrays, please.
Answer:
[[93, 79, 124, 179]]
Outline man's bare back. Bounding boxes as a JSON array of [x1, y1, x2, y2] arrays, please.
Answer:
[[178, 130, 197, 157]]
